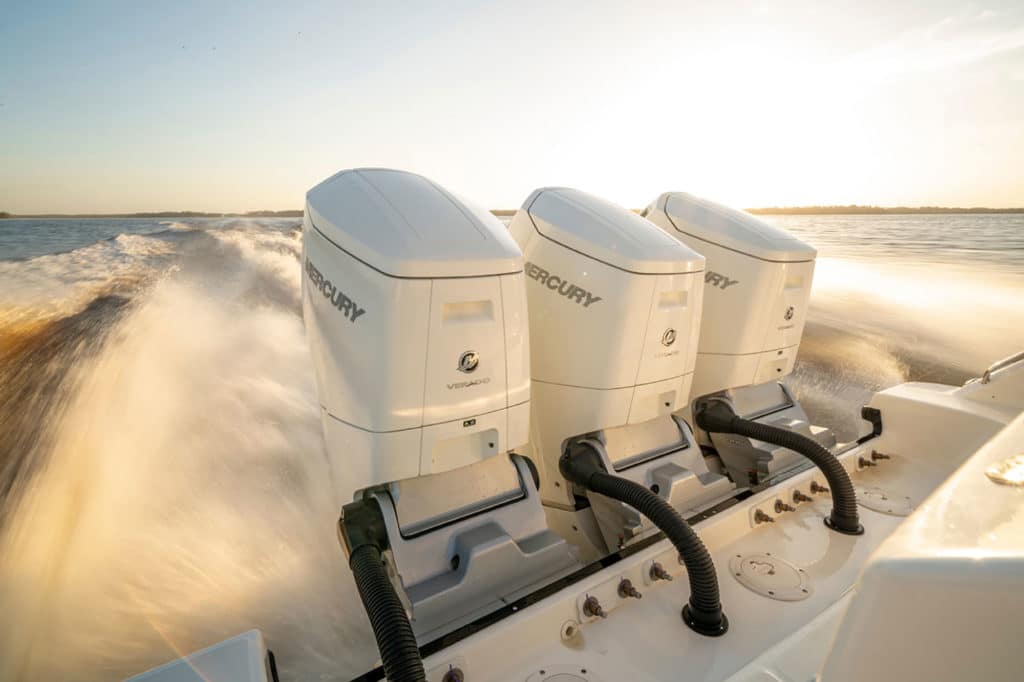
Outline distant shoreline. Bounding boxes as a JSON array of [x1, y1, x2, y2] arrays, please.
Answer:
[[2, 206, 1023, 219], [745, 206, 1024, 215], [0, 211, 305, 219]]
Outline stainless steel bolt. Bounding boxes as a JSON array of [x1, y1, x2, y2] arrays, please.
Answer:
[[618, 578, 642, 599], [649, 562, 673, 582], [793, 490, 813, 504], [775, 499, 796, 513], [582, 594, 607, 619], [442, 667, 465, 682]]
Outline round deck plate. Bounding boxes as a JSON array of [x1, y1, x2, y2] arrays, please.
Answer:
[[856, 485, 914, 516], [729, 552, 811, 601]]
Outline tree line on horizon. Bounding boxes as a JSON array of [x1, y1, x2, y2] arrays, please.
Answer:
[[745, 205, 1024, 215]]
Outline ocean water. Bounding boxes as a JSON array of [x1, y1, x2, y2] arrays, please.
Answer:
[[0, 213, 1022, 681]]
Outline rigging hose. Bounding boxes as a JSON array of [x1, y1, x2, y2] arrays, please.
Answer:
[[695, 397, 863, 535], [560, 440, 728, 637], [339, 497, 427, 682]]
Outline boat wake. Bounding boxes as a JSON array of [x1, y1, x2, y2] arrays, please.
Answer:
[[791, 257, 1024, 440], [0, 224, 372, 682]]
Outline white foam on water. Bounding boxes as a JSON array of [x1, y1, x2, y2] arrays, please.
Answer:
[[0, 234, 176, 327], [158, 221, 195, 232], [208, 228, 304, 310], [0, 227, 374, 681]]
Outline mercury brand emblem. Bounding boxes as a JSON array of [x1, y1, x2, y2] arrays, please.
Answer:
[[458, 351, 480, 373], [661, 328, 677, 347], [784, 306, 795, 321]]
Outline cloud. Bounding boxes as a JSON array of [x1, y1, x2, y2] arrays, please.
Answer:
[[836, 11, 1024, 82]]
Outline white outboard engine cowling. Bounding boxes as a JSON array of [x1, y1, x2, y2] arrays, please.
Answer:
[[645, 192, 836, 484], [511, 188, 733, 555], [303, 168, 530, 497], [644, 192, 816, 400]]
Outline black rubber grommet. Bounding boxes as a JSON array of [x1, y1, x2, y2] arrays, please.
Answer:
[[681, 605, 729, 637], [824, 516, 865, 535]]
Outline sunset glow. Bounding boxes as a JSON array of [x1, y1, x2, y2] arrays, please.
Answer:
[[1, 1, 1022, 213]]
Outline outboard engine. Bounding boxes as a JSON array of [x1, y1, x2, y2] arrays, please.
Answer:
[[304, 168, 530, 491], [304, 169, 575, 654], [643, 193, 838, 486], [510, 188, 734, 556]]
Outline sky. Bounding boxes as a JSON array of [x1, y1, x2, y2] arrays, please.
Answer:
[[1, 0, 1023, 214]]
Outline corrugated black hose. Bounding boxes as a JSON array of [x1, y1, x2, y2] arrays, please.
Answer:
[[696, 397, 863, 535], [560, 440, 728, 637], [339, 497, 427, 682]]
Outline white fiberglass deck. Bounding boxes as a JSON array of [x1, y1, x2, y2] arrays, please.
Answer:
[[414, 371, 1023, 682]]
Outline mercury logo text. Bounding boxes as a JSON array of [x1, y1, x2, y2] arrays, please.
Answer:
[[305, 258, 366, 323], [524, 261, 602, 308], [705, 271, 740, 290]]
